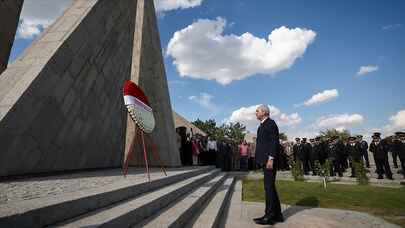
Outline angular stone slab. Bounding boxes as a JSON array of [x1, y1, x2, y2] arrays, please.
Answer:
[[125, 0, 181, 167], [0, 0, 137, 176]]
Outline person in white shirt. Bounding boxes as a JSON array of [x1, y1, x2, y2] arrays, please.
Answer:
[[206, 137, 218, 166]]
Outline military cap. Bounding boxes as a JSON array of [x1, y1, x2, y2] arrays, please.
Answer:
[[395, 132, 405, 136], [373, 132, 381, 137], [372, 132, 381, 139], [348, 136, 356, 140], [295, 137, 300, 141]]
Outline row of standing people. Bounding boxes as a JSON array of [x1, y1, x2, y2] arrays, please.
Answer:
[[287, 132, 405, 180], [177, 131, 259, 171]]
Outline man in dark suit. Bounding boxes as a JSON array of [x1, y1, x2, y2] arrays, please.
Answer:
[[301, 138, 312, 175], [370, 132, 393, 179], [357, 135, 370, 168], [347, 136, 362, 177], [292, 137, 301, 162], [253, 105, 283, 225]]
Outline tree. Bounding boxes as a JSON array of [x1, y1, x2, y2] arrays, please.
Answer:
[[191, 119, 247, 143], [225, 122, 246, 143], [192, 119, 217, 137], [319, 128, 351, 141]]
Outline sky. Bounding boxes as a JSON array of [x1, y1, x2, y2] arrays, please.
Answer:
[[8, 0, 405, 141]]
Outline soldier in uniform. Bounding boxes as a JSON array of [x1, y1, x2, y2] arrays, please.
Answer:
[[327, 136, 344, 177], [399, 132, 405, 179], [292, 138, 301, 163], [342, 139, 350, 172], [388, 136, 399, 169], [310, 138, 321, 175], [369, 132, 393, 180], [357, 135, 370, 168], [309, 139, 319, 176], [301, 138, 312, 175], [347, 136, 362, 177], [319, 137, 329, 165], [392, 132, 405, 178]]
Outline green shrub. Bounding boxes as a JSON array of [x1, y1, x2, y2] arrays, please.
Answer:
[[354, 161, 369, 185], [291, 160, 304, 181], [313, 161, 321, 176]]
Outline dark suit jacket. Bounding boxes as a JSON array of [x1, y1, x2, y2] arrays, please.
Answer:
[[255, 118, 280, 166]]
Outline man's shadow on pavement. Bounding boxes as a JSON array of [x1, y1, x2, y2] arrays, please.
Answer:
[[283, 196, 320, 220]]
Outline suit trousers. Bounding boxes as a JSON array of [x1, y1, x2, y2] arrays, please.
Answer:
[[375, 158, 392, 178], [263, 167, 282, 217], [392, 151, 398, 167], [362, 151, 370, 167]]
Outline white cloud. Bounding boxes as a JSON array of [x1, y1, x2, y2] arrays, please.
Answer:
[[279, 113, 302, 126], [167, 17, 316, 85], [301, 89, 339, 107], [154, 0, 203, 12], [17, 0, 73, 39], [316, 113, 364, 129], [356, 65, 379, 76], [189, 93, 218, 112], [384, 110, 405, 134], [227, 104, 302, 132], [382, 24, 402, 31]]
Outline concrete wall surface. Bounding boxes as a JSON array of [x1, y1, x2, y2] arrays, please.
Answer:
[[0, 0, 137, 176]]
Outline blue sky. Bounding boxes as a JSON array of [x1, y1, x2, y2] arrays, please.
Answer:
[[9, 0, 405, 140]]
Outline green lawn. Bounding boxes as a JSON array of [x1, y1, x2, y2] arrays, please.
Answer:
[[243, 179, 405, 227]]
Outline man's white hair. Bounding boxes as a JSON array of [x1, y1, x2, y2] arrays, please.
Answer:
[[257, 104, 270, 116]]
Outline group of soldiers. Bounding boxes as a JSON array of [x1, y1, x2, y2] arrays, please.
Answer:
[[290, 131, 405, 180]]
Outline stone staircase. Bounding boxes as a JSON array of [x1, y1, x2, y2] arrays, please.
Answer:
[[0, 166, 238, 228]]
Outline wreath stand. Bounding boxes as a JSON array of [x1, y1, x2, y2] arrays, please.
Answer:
[[122, 122, 167, 182]]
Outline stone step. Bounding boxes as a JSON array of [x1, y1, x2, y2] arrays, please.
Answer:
[[54, 169, 221, 227], [138, 173, 227, 228], [223, 180, 250, 228], [0, 166, 215, 228], [191, 177, 236, 228]]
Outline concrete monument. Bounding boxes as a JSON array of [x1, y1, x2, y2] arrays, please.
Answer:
[[0, 0, 180, 177], [125, 0, 180, 167]]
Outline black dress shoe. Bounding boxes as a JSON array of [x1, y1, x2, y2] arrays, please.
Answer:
[[253, 215, 266, 222], [255, 216, 275, 225], [271, 215, 284, 223]]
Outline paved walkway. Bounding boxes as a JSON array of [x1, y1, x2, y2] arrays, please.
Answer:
[[0, 167, 201, 205], [224, 180, 401, 228]]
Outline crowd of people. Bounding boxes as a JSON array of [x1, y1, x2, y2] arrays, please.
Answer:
[[281, 131, 405, 180], [176, 128, 258, 172], [176, 127, 405, 180]]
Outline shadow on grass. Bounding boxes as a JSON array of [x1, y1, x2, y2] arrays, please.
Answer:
[[284, 197, 320, 220], [295, 196, 320, 207]]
